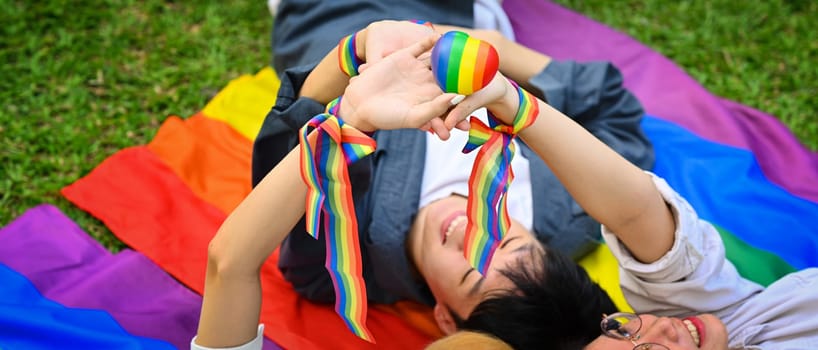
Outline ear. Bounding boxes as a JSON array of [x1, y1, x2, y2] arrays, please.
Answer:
[[433, 303, 458, 335]]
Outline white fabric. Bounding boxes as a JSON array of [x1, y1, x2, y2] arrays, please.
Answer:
[[191, 324, 265, 350], [419, 108, 533, 231], [474, 0, 515, 40], [267, 0, 280, 16], [602, 173, 818, 349]]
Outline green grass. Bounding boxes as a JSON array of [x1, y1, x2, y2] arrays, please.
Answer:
[[554, 0, 818, 150], [1, 1, 816, 252], [0, 1, 271, 251]]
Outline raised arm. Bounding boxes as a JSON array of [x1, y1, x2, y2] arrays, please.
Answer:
[[195, 146, 306, 347], [194, 34, 455, 348], [445, 74, 675, 263]]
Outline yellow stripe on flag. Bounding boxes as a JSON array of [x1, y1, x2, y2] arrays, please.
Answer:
[[202, 67, 281, 141], [578, 244, 633, 312]]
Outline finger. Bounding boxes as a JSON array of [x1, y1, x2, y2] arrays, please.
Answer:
[[444, 98, 480, 129], [406, 93, 459, 128], [417, 53, 432, 69], [358, 63, 370, 73], [454, 119, 471, 131], [428, 118, 451, 141], [404, 33, 441, 58]]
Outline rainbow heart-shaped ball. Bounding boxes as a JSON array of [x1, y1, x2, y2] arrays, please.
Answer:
[[431, 31, 500, 95]]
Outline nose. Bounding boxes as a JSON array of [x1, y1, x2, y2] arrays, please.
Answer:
[[641, 316, 680, 344]]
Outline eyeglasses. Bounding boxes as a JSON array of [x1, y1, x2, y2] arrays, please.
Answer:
[[600, 312, 670, 350]]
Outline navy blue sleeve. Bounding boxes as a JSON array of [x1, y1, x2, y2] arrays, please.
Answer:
[[529, 60, 654, 169], [271, 0, 473, 75]]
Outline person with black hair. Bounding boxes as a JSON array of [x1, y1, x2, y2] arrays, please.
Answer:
[[456, 245, 617, 350], [192, 3, 654, 347], [256, 2, 652, 333], [191, 21, 636, 348], [441, 55, 818, 349]]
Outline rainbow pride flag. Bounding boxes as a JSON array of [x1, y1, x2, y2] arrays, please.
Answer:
[[60, 69, 439, 350], [1, 1, 816, 348]]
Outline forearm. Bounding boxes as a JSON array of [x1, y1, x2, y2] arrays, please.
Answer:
[[492, 81, 673, 263], [492, 37, 551, 91], [196, 148, 306, 347]]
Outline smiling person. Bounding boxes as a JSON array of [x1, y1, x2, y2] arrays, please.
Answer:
[[193, 16, 646, 347], [192, 34, 462, 349], [251, 16, 650, 347], [437, 51, 818, 350], [256, 4, 653, 333]]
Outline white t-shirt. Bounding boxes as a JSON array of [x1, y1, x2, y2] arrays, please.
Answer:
[[418, 108, 534, 231]]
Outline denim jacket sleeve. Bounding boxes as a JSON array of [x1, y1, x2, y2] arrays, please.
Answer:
[[529, 60, 654, 169], [251, 63, 377, 302], [272, 0, 474, 75]]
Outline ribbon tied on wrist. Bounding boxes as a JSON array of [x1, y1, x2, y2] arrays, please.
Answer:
[[299, 97, 376, 341]]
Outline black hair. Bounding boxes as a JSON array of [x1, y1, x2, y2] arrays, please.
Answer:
[[454, 244, 618, 350]]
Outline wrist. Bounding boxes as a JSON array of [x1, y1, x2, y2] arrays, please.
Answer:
[[486, 77, 520, 125], [486, 78, 539, 134], [354, 28, 367, 62], [335, 95, 373, 133], [338, 31, 365, 77]]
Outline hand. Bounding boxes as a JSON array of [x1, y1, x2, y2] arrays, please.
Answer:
[[361, 20, 436, 64], [442, 72, 519, 131], [339, 34, 459, 133]]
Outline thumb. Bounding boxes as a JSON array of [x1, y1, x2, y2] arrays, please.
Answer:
[[406, 93, 460, 127], [444, 96, 480, 129], [358, 63, 371, 73], [403, 33, 441, 58]]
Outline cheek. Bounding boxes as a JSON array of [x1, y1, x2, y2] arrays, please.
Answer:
[[425, 257, 467, 293], [428, 254, 463, 279], [425, 272, 457, 303], [699, 314, 728, 349]]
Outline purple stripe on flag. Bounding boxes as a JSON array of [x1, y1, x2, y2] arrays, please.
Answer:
[[0, 204, 281, 350]]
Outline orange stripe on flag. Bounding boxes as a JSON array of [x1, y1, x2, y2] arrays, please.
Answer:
[[64, 67, 444, 349], [147, 114, 252, 214], [61, 144, 435, 350]]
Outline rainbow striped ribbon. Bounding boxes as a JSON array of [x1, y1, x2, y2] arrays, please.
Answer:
[[337, 33, 363, 77], [462, 81, 539, 275], [409, 19, 435, 29], [299, 97, 376, 342]]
